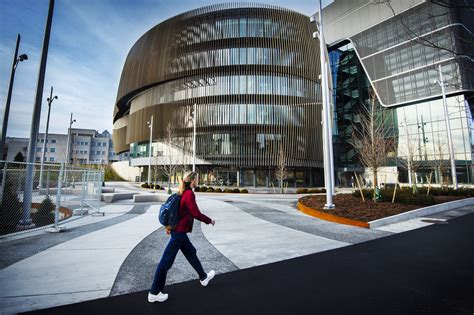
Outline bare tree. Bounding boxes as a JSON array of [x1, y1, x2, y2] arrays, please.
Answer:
[[162, 122, 179, 193], [398, 118, 424, 193], [351, 90, 394, 202], [275, 146, 287, 194], [433, 139, 451, 187]]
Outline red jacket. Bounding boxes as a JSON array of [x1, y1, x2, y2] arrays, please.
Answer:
[[175, 189, 212, 233]]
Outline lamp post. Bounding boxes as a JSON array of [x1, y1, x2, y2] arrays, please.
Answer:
[[192, 103, 196, 172], [65, 113, 76, 164], [435, 64, 458, 189], [311, 0, 335, 209], [147, 115, 153, 184], [22, 0, 55, 228], [38, 86, 58, 188], [0, 34, 28, 158]]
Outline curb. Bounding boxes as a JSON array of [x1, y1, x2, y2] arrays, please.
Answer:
[[369, 197, 474, 228], [296, 201, 369, 228]]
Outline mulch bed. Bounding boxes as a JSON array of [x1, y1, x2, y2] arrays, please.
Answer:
[[299, 194, 467, 222]]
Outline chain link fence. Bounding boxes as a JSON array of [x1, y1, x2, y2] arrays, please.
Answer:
[[0, 161, 103, 238]]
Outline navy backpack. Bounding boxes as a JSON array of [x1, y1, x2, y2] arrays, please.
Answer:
[[159, 193, 181, 229]]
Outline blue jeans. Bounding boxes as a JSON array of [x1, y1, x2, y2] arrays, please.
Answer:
[[150, 231, 207, 294]]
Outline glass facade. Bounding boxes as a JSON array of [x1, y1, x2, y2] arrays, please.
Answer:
[[330, 41, 473, 185], [350, 1, 474, 107]]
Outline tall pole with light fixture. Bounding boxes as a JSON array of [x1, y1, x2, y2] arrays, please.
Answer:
[[192, 103, 196, 172], [435, 64, 457, 189], [65, 113, 76, 164], [22, 0, 55, 228], [147, 115, 153, 184], [0, 34, 28, 158], [311, 0, 335, 208], [38, 86, 58, 188]]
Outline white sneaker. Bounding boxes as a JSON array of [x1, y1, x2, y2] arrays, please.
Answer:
[[148, 292, 168, 303], [200, 270, 215, 287]]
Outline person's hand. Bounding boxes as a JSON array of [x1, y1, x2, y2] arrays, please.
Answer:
[[211, 220, 215, 226], [166, 229, 171, 235]]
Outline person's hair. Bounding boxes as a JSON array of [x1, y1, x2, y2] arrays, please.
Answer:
[[178, 171, 197, 195]]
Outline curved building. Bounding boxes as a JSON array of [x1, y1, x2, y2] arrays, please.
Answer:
[[113, 3, 323, 186]]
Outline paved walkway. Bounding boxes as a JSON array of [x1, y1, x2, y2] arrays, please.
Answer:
[[36, 212, 474, 315], [0, 188, 472, 314]]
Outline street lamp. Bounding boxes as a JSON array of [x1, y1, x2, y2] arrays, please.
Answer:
[[434, 64, 457, 189], [311, 0, 335, 209], [0, 34, 28, 158], [38, 86, 58, 188], [66, 113, 76, 164], [147, 115, 153, 184]]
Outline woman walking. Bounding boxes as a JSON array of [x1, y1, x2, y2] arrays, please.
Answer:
[[148, 171, 216, 303]]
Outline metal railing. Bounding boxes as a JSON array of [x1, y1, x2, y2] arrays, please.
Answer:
[[0, 161, 103, 238]]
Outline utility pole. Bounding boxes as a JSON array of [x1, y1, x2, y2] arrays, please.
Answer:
[[435, 65, 458, 189], [22, 0, 55, 228]]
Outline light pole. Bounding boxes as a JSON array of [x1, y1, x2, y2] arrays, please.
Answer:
[[435, 64, 458, 189], [401, 117, 412, 187], [65, 113, 76, 164], [38, 86, 58, 188], [22, 0, 55, 228], [0, 34, 28, 159], [192, 103, 196, 172], [311, 0, 335, 209], [146, 115, 153, 184]]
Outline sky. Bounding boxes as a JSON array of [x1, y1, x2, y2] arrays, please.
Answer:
[[0, 0, 324, 138]]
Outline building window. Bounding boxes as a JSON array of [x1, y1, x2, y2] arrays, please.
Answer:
[[51, 139, 56, 143], [49, 157, 55, 162], [85, 142, 88, 145], [102, 143, 106, 147], [50, 148, 56, 153]]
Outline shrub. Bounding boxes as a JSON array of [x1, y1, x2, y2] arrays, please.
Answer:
[[154, 184, 161, 190], [200, 186, 208, 192], [296, 188, 308, 194], [240, 189, 249, 193], [214, 188, 222, 193], [33, 196, 55, 226], [353, 188, 435, 206], [0, 178, 23, 235], [224, 188, 233, 193], [194, 186, 201, 192], [206, 187, 214, 192], [141, 183, 150, 189], [307, 188, 326, 193], [233, 188, 240, 193]]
